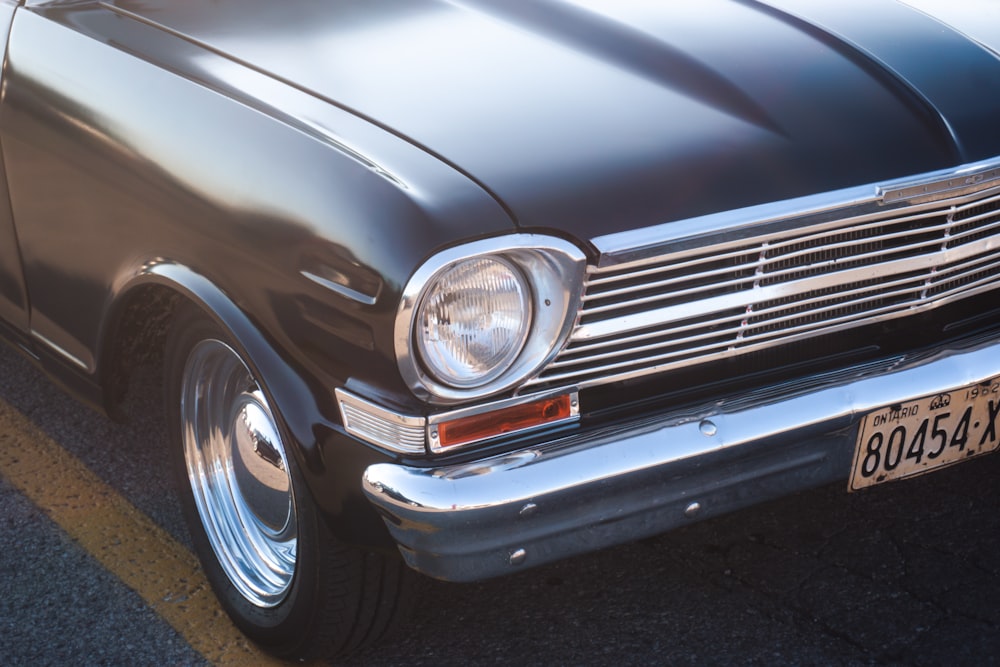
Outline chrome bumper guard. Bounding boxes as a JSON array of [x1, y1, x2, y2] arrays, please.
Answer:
[[362, 338, 1000, 582]]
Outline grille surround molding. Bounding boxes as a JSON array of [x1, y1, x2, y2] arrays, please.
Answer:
[[526, 157, 1000, 392]]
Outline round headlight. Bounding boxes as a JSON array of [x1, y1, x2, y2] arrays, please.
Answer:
[[415, 256, 531, 388]]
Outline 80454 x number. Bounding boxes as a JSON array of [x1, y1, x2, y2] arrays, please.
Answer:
[[850, 381, 1000, 491]]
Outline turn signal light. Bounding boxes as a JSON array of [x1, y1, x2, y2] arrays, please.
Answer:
[[433, 393, 577, 451]]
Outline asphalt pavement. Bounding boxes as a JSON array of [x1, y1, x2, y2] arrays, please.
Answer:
[[0, 340, 998, 666]]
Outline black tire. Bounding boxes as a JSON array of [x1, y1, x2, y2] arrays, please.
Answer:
[[164, 303, 413, 659]]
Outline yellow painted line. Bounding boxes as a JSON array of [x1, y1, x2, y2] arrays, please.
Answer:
[[0, 400, 287, 667]]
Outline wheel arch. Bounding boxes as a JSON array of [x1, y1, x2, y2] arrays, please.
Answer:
[[97, 260, 400, 551], [100, 261, 319, 448]]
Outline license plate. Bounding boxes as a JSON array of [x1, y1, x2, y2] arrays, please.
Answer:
[[849, 377, 1000, 491]]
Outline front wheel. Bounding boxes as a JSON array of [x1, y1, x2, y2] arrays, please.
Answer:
[[165, 304, 412, 659]]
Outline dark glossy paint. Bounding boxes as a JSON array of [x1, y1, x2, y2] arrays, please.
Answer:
[[2, 5, 514, 385], [0, 2, 516, 542], [96, 0, 1000, 236], [759, 0, 1000, 158], [0, 0, 26, 331], [898, 0, 1000, 56], [1, 0, 1000, 547]]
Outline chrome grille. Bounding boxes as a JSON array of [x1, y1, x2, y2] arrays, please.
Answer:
[[530, 183, 1000, 391]]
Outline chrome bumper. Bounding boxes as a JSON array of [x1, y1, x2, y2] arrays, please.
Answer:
[[362, 338, 1000, 582]]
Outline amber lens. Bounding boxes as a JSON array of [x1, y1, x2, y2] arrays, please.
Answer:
[[436, 394, 573, 448]]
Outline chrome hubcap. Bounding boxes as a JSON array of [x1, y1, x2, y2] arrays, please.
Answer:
[[180, 339, 296, 607]]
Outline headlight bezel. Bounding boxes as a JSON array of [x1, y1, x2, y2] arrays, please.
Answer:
[[395, 235, 587, 404]]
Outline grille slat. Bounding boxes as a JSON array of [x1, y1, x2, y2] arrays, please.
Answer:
[[563, 268, 938, 362], [584, 212, 952, 316], [530, 182, 1000, 390], [549, 278, 928, 375]]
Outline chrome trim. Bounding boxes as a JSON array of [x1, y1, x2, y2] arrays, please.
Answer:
[[395, 235, 587, 404], [300, 270, 379, 306], [878, 161, 1000, 205], [181, 339, 297, 607], [529, 156, 1000, 391], [31, 330, 91, 371], [593, 156, 1000, 266], [364, 335, 1000, 582], [593, 184, 881, 267], [336, 389, 427, 455], [427, 389, 580, 452]]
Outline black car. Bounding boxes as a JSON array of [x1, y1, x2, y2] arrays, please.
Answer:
[[1, 0, 999, 659]]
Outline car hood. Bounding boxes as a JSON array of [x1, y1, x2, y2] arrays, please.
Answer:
[[106, 0, 1000, 238]]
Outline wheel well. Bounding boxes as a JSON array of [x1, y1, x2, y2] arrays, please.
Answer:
[[102, 285, 183, 421]]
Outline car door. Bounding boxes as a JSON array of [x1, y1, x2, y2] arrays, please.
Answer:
[[0, 0, 28, 333]]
